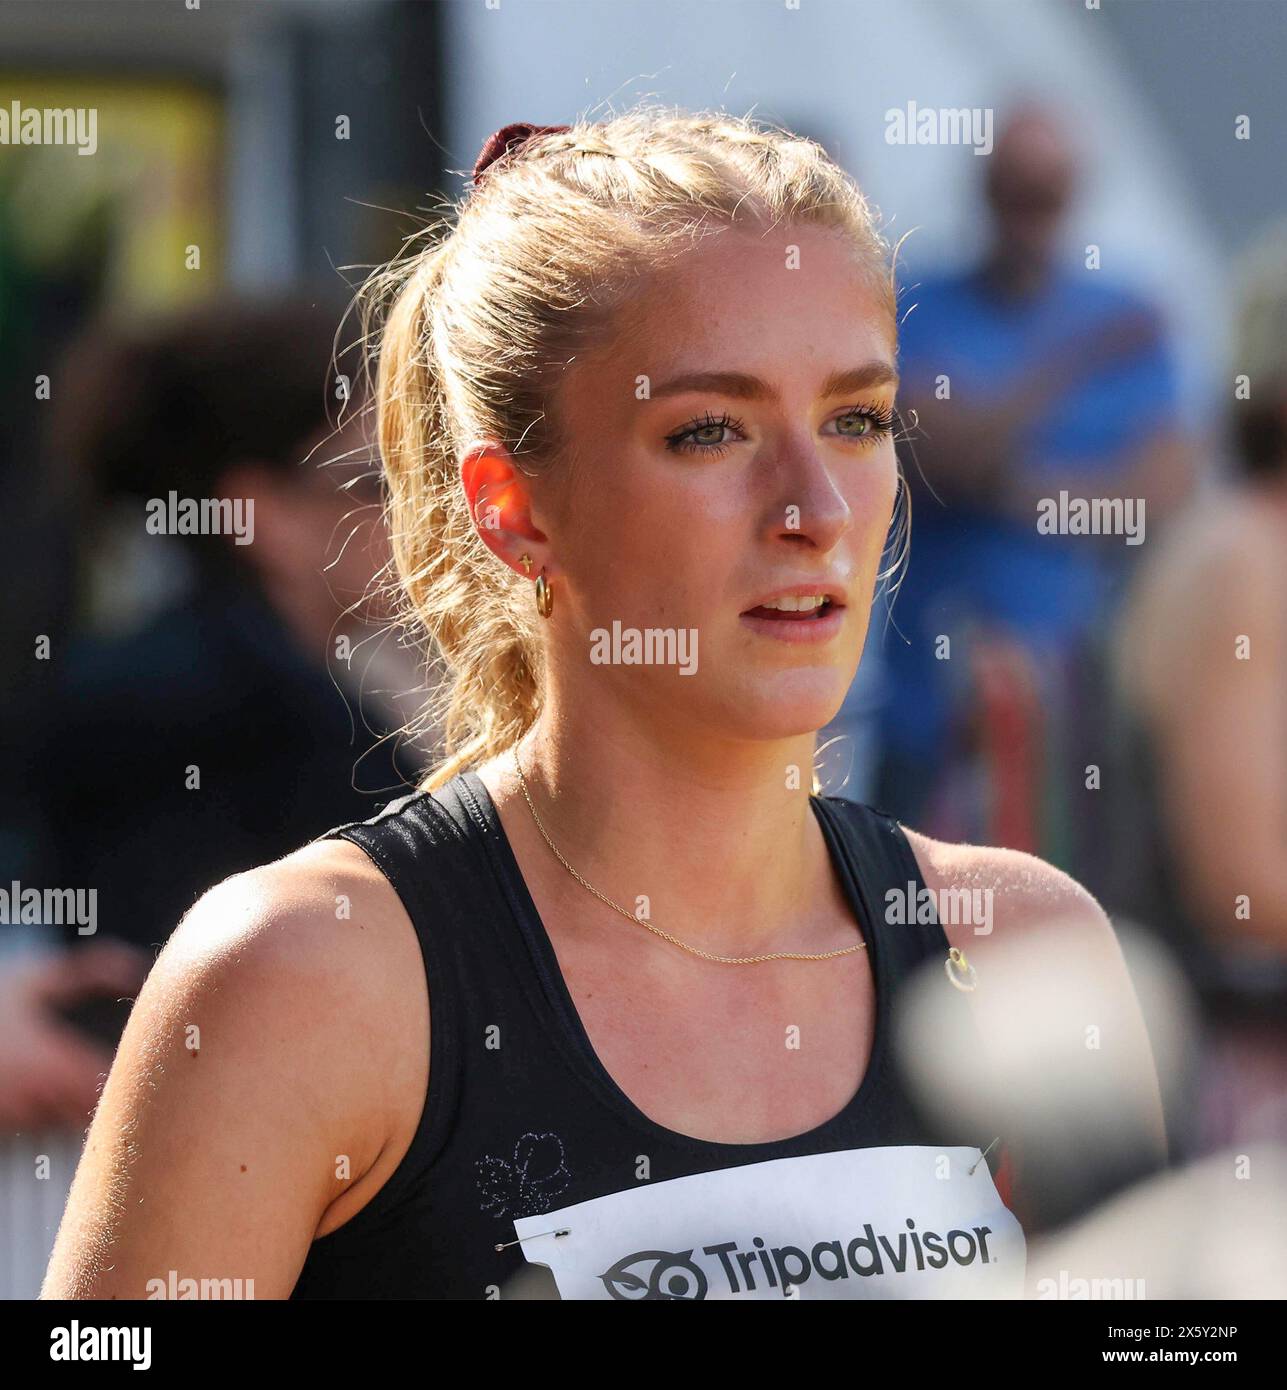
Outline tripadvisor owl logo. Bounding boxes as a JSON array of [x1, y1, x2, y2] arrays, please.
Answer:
[[599, 1219, 999, 1299], [600, 1248, 709, 1300]]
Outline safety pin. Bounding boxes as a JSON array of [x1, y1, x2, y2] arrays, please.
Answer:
[[494, 1227, 571, 1252], [968, 1137, 1000, 1176]]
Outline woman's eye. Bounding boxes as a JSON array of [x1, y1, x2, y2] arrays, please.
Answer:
[[664, 412, 745, 456], [830, 405, 897, 442]]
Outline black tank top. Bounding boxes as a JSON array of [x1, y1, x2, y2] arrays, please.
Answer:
[[289, 771, 1025, 1300]]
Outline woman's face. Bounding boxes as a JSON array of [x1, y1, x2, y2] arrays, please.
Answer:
[[538, 222, 900, 744]]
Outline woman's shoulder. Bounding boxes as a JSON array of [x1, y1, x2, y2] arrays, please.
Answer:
[[170, 837, 416, 981], [43, 840, 431, 1295], [898, 824, 1113, 950], [896, 825, 1168, 1162], [156, 837, 427, 1174]]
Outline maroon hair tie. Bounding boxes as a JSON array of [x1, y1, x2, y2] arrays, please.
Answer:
[[471, 122, 570, 189]]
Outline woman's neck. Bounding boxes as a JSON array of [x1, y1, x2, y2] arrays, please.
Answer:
[[479, 710, 849, 959]]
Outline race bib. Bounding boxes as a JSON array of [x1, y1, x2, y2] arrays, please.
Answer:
[[512, 1144, 1025, 1300]]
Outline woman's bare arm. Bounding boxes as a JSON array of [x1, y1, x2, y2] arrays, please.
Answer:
[[41, 839, 425, 1300]]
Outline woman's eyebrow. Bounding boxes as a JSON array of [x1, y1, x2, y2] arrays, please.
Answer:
[[649, 361, 898, 400]]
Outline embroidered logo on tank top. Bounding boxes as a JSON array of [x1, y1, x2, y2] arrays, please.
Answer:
[[511, 1144, 1025, 1299], [476, 1132, 573, 1220]]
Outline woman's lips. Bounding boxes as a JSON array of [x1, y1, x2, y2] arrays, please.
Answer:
[[739, 601, 845, 643], [743, 603, 830, 621]]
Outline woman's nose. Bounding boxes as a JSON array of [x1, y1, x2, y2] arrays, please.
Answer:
[[770, 441, 852, 551]]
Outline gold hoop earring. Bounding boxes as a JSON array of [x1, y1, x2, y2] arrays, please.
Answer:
[[535, 570, 553, 619]]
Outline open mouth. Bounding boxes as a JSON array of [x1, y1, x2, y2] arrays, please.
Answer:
[[742, 596, 839, 621]]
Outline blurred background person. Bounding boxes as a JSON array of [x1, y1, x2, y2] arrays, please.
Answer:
[[878, 101, 1198, 871], [27, 297, 428, 961], [1107, 221, 1287, 1162]]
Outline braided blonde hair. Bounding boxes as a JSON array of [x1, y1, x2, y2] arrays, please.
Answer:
[[358, 104, 904, 792]]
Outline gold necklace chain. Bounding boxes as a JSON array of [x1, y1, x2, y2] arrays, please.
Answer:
[[512, 746, 869, 966]]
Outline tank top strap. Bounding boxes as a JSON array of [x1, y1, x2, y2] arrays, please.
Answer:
[[324, 784, 471, 931], [809, 793, 951, 981]]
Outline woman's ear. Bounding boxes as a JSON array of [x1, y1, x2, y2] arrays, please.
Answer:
[[459, 440, 551, 577]]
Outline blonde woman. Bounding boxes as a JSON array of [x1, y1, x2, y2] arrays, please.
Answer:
[[43, 110, 1164, 1302]]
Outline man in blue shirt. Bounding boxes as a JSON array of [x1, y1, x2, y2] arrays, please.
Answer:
[[878, 104, 1195, 831]]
